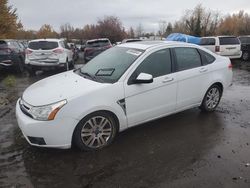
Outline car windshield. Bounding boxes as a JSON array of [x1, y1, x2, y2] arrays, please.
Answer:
[[86, 40, 110, 47], [79, 46, 144, 83], [28, 41, 59, 50]]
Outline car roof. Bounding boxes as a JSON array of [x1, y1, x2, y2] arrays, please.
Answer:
[[29, 38, 62, 42], [86, 38, 110, 43], [202, 36, 237, 38], [118, 40, 197, 50]]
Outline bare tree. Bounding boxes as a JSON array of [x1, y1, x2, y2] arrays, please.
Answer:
[[135, 23, 144, 37], [60, 23, 74, 40], [158, 21, 167, 37]]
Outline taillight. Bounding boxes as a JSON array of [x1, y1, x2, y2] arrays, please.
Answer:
[[228, 62, 233, 69], [84, 48, 93, 54], [215, 46, 220, 52], [25, 49, 33, 55], [0, 48, 12, 54], [106, 44, 112, 48], [53, 49, 64, 54]]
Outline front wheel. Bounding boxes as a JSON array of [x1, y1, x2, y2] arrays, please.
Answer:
[[199, 85, 222, 112], [73, 112, 118, 151], [15, 58, 25, 73]]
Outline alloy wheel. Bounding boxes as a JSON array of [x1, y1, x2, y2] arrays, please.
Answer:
[[205, 87, 220, 110], [80, 116, 112, 149]]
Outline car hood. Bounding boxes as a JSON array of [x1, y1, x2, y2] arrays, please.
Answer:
[[22, 71, 108, 106]]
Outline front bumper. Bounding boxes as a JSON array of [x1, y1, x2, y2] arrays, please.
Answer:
[[15, 99, 78, 149]]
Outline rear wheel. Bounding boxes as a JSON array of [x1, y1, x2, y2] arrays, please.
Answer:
[[199, 85, 222, 112], [242, 51, 249, 61], [73, 112, 118, 151], [15, 57, 25, 73]]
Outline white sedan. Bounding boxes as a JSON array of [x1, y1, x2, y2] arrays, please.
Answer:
[[16, 41, 233, 151]]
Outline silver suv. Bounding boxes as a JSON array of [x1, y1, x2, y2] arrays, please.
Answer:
[[25, 39, 74, 74]]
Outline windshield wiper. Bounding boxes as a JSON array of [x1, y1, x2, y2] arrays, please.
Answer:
[[80, 71, 104, 83]]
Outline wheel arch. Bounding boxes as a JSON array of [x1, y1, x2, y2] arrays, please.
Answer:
[[212, 82, 224, 93], [71, 109, 121, 146]]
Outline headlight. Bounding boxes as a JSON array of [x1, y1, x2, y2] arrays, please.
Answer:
[[29, 100, 67, 121]]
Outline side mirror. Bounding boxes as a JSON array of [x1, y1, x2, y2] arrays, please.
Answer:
[[133, 73, 153, 84]]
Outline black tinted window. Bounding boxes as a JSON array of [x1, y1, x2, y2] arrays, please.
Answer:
[[28, 41, 59, 50], [239, 37, 250, 44], [174, 48, 202, 71], [133, 49, 172, 78], [86, 40, 110, 47], [219, 37, 240, 45], [199, 49, 216, 65], [200, 38, 216, 45]]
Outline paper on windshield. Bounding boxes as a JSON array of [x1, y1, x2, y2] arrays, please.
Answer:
[[126, 49, 142, 56]]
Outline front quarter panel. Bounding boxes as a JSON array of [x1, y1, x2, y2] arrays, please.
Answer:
[[57, 82, 127, 132]]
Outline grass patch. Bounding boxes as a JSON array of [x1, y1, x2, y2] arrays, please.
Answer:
[[2, 75, 16, 88]]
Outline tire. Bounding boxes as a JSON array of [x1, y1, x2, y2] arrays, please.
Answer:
[[199, 84, 222, 112], [242, 51, 249, 61], [69, 59, 75, 69], [15, 57, 25, 73], [27, 66, 36, 76], [73, 111, 118, 151]]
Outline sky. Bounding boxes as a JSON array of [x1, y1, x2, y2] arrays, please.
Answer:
[[8, 0, 250, 33]]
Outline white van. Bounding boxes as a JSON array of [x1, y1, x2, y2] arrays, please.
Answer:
[[200, 36, 242, 59]]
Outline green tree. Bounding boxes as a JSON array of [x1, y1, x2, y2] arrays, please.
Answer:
[[37, 24, 58, 38], [0, 0, 20, 38]]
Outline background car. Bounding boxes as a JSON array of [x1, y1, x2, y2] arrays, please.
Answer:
[[0, 39, 25, 73], [238, 35, 250, 61], [84, 38, 112, 62], [200, 36, 242, 59], [25, 39, 74, 74]]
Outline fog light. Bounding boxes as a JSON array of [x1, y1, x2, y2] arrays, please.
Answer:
[[27, 136, 46, 145]]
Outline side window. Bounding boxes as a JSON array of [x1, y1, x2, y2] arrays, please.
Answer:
[[64, 42, 70, 49], [132, 49, 172, 79], [199, 49, 216, 65], [174, 47, 202, 71], [60, 41, 65, 48]]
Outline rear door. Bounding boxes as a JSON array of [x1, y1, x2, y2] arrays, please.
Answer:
[[219, 37, 241, 56], [173, 47, 211, 110]]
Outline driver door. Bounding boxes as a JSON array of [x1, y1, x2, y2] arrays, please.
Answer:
[[124, 48, 178, 127]]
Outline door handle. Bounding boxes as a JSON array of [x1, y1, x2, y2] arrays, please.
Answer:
[[162, 77, 174, 83], [199, 68, 208, 73]]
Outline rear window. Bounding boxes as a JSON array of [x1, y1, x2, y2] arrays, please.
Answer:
[[200, 38, 216, 46], [239, 37, 250, 44], [28, 41, 59, 50], [0, 40, 9, 47], [219, 37, 240, 45], [86, 40, 110, 47]]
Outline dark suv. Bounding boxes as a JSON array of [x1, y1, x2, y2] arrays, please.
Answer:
[[84, 38, 112, 62], [0, 39, 25, 73], [239, 36, 250, 61]]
